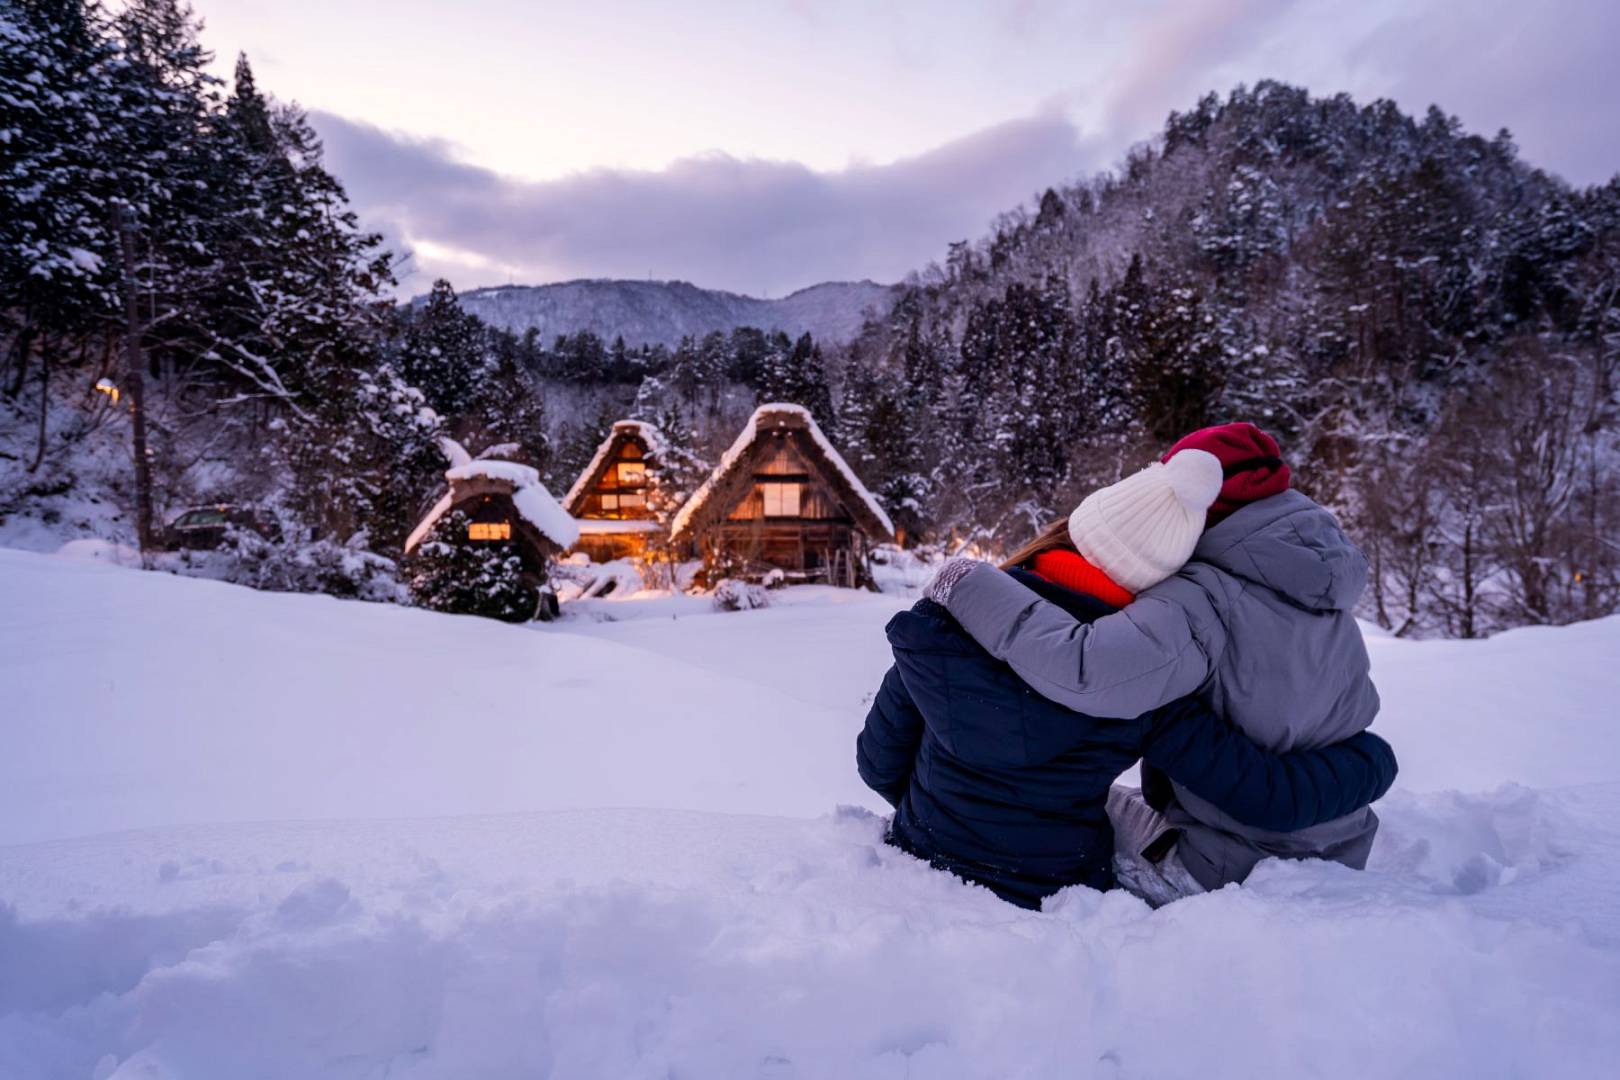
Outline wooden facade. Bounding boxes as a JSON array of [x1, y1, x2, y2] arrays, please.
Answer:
[[562, 421, 666, 562], [670, 405, 894, 588]]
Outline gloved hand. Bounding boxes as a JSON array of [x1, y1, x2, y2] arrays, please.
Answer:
[[924, 557, 980, 606]]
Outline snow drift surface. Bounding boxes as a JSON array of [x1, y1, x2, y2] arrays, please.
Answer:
[[3, 549, 1620, 1078]]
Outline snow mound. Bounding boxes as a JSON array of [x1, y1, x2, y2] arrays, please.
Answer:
[[5, 551, 1620, 1078], [3, 807, 1618, 1080]]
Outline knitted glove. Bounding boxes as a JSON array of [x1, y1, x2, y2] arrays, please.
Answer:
[[924, 557, 980, 606]]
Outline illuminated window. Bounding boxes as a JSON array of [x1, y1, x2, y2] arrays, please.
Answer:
[[615, 461, 646, 486], [468, 521, 511, 541], [761, 483, 801, 517], [601, 494, 619, 511], [618, 491, 645, 509]]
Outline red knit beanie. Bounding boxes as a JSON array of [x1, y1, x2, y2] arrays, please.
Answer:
[[1161, 422, 1291, 525]]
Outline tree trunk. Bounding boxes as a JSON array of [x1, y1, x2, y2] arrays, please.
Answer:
[[117, 204, 156, 556], [1460, 517, 1477, 639], [27, 336, 50, 472], [5, 322, 34, 401]]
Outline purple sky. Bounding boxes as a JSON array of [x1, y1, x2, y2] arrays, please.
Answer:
[[195, 0, 1620, 297]]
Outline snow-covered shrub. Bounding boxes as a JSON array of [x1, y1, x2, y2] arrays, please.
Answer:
[[868, 543, 943, 595], [406, 510, 538, 622], [216, 517, 406, 604], [711, 578, 769, 612]]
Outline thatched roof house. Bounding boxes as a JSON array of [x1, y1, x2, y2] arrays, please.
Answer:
[[405, 458, 579, 569], [671, 403, 894, 587], [561, 419, 667, 562]]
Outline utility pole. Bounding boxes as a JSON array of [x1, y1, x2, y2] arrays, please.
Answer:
[[115, 202, 155, 557]]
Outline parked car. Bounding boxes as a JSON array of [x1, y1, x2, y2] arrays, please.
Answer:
[[161, 504, 264, 551]]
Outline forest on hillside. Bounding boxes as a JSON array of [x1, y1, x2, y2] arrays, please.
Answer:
[[826, 84, 1620, 637], [4, 1, 1617, 636]]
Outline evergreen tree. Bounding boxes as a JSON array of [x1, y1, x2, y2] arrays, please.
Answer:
[[407, 509, 537, 622], [397, 280, 490, 418], [758, 332, 833, 427]]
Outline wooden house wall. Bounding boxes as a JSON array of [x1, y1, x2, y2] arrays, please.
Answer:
[[697, 429, 869, 586], [576, 438, 654, 521]]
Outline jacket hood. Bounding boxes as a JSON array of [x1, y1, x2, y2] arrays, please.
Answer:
[[1191, 490, 1368, 612]]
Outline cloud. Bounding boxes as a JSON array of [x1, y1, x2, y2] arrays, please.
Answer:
[[1098, 0, 1302, 143], [312, 110, 1098, 297], [1338, 0, 1620, 187], [307, 0, 1620, 299]]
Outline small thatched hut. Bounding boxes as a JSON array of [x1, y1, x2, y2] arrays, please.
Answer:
[[670, 403, 894, 587], [561, 420, 667, 562], [404, 458, 580, 609]]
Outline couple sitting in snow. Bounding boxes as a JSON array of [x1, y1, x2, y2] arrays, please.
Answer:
[[857, 423, 1395, 908]]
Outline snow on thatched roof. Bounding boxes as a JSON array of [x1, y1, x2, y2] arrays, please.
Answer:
[[562, 419, 668, 513], [575, 519, 663, 535], [404, 459, 580, 554], [669, 403, 894, 541]]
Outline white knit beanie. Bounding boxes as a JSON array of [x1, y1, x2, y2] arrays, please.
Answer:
[[1067, 449, 1223, 593]]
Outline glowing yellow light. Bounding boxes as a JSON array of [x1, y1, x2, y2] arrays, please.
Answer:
[[468, 521, 511, 541], [94, 378, 120, 404]]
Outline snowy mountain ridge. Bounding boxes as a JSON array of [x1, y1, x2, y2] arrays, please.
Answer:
[[432, 278, 899, 347]]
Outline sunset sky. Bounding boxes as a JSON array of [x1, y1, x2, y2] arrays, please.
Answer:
[[194, 0, 1620, 296]]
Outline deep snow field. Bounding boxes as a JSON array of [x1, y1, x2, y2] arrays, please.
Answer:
[[3, 546, 1620, 1078]]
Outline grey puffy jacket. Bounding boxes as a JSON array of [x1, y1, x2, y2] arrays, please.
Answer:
[[943, 490, 1383, 890]]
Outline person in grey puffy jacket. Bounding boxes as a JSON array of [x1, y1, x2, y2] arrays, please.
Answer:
[[929, 423, 1384, 900]]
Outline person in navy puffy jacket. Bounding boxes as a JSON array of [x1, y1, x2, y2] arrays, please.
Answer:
[[857, 516, 1397, 910]]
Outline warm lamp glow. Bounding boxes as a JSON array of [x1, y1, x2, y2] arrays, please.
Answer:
[[468, 521, 511, 541], [94, 378, 120, 404]]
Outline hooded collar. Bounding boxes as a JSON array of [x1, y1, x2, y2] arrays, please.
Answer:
[[1190, 490, 1368, 612]]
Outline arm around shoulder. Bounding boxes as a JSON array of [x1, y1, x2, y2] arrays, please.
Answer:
[[1143, 699, 1399, 832], [944, 563, 1217, 718]]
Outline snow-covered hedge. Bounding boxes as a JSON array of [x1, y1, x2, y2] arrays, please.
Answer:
[[712, 577, 770, 612]]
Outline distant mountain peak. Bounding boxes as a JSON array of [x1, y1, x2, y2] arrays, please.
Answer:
[[437, 278, 899, 348]]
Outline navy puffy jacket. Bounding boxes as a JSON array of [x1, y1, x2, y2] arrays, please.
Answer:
[[857, 569, 1398, 909]]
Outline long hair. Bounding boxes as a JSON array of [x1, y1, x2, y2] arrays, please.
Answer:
[[998, 518, 1077, 571]]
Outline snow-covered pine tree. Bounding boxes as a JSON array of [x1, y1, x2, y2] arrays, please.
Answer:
[[397, 280, 491, 419], [0, 0, 120, 401], [407, 508, 537, 622], [757, 332, 833, 428]]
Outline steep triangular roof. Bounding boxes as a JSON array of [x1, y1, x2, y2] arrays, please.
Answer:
[[405, 459, 579, 555], [562, 419, 667, 516], [670, 403, 894, 543]]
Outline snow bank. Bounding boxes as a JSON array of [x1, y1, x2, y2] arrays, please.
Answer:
[[2, 801, 1617, 1080], [0, 549, 877, 846], [573, 518, 662, 534], [4, 551, 1620, 1078]]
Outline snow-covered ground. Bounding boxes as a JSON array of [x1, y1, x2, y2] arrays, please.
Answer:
[[4, 547, 1620, 1078]]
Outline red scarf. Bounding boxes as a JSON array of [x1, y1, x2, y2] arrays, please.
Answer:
[[1029, 550, 1135, 608]]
